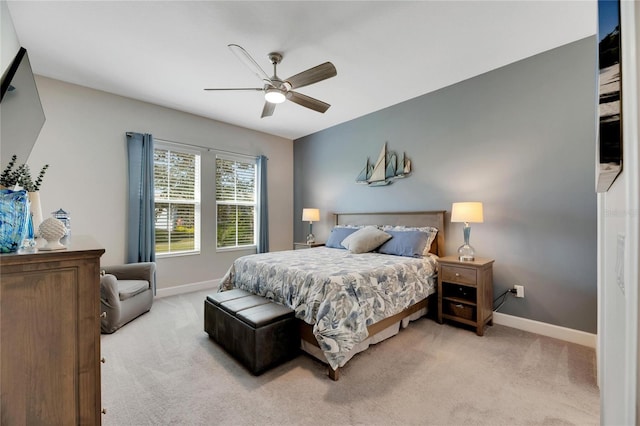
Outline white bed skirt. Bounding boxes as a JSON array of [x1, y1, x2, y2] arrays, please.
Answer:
[[300, 306, 428, 368]]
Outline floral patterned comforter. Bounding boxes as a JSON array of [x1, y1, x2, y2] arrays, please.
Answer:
[[220, 247, 438, 370]]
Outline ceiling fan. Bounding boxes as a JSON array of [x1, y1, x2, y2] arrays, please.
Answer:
[[204, 44, 337, 118]]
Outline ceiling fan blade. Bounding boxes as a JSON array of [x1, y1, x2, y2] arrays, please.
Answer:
[[261, 102, 276, 118], [228, 44, 272, 83], [203, 88, 264, 91], [286, 91, 330, 113], [285, 62, 337, 89]]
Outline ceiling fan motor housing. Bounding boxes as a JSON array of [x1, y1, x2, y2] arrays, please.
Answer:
[[268, 52, 283, 65]]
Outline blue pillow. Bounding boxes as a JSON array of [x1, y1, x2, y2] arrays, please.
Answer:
[[326, 227, 359, 249], [378, 230, 430, 257]]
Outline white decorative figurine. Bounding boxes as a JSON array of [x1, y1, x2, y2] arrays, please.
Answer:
[[38, 217, 67, 251]]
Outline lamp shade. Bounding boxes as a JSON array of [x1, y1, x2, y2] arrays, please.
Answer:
[[302, 208, 320, 222], [451, 202, 484, 223]]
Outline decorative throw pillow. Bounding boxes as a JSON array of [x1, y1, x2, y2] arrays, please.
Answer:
[[326, 226, 361, 249], [381, 225, 438, 255], [378, 230, 430, 257], [341, 226, 391, 254]]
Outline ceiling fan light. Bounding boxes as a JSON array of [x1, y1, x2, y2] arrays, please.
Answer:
[[265, 88, 286, 104]]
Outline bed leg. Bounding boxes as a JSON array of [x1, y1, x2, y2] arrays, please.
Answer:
[[328, 367, 339, 381]]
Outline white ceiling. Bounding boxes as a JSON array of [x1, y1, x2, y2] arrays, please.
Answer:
[[7, 1, 597, 140]]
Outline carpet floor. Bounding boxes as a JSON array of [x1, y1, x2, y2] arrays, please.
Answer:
[[101, 289, 599, 425]]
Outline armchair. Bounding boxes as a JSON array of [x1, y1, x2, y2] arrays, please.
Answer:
[[100, 262, 156, 334]]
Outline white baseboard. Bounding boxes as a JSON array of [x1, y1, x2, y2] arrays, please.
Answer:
[[156, 279, 220, 298], [493, 312, 596, 348]]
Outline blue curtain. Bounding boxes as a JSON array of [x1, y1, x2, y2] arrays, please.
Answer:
[[126, 132, 156, 273], [256, 155, 269, 253]]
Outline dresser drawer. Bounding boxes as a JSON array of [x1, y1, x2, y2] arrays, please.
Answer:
[[441, 264, 477, 286]]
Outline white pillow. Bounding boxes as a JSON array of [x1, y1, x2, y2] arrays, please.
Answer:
[[341, 226, 391, 254]]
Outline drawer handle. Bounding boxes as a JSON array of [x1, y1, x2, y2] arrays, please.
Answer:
[[101, 357, 106, 364], [100, 312, 107, 318], [455, 273, 460, 277]]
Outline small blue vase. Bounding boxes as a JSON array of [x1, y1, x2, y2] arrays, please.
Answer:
[[0, 189, 31, 253]]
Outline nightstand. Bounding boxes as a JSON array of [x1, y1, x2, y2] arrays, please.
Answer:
[[293, 242, 325, 250], [437, 256, 494, 336]]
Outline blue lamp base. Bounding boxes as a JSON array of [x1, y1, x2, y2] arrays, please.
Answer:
[[458, 223, 476, 261], [457, 243, 476, 262], [306, 222, 315, 244]]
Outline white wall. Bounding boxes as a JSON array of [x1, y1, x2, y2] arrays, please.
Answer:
[[27, 76, 293, 290], [1, 0, 20, 75], [598, 0, 640, 423]]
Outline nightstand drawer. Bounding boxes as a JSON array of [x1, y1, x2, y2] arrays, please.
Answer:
[[441, 265, 477, 286]]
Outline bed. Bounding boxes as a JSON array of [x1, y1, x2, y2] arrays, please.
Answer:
[[219, 211, 445, 380]]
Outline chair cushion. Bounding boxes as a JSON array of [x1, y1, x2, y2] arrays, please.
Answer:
[[118, 280, 150, 301]]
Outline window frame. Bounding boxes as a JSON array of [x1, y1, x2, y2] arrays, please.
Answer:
[[153, 143, 202, 258], [215, 154, 257, 252]]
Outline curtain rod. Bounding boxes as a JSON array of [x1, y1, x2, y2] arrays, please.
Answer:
[[126, 133, 264, 160]]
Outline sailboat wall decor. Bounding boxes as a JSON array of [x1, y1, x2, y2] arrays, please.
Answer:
[[355, 143, 412, 186]]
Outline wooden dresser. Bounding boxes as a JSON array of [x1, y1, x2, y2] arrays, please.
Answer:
[[0, 236, 105, 425]]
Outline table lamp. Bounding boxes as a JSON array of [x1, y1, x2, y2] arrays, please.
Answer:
[[451, 202, 484, 261], [302, 208, 320, 244]]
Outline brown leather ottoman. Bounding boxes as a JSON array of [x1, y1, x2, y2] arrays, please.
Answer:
[[204, 290, 299, 375], [204, 289, 252, 342]]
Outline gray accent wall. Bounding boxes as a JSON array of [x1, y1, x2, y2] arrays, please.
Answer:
[[294, 36, 598, 333]]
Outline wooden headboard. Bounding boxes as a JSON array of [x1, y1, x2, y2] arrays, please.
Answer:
[[334, 211, 446, 257]]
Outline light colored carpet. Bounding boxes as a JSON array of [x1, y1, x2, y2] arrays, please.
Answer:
[[101, 289, 599, 425]]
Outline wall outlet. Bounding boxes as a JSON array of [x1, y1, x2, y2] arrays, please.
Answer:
[[514, 285, 525, 298]]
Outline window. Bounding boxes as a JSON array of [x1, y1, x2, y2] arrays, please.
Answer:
[[216, 156, 256, 249], [154, 146, 201, 255]]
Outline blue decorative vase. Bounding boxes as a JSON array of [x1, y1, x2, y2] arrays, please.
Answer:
[[0, 189, 31, 253]]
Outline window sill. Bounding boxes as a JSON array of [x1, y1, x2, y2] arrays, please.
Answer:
[[156, 250, 201, 259], [215, 245, 257, 254]]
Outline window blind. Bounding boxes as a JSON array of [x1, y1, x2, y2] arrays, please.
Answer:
[[154, 147, 201, 254], [216, 157, 256, 248]]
